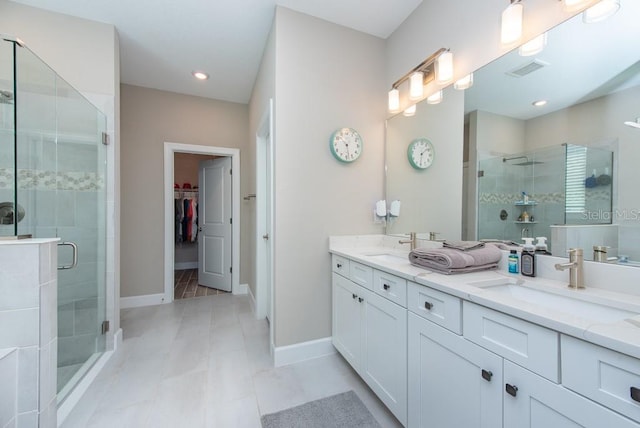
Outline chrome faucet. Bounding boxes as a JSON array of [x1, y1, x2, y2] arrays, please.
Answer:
[[554, 248, 584, 289], [399, 232, 417, 250]]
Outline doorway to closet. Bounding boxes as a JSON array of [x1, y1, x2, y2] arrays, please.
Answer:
[[163, 143, 241, 304], [173, 153, 233, 299]]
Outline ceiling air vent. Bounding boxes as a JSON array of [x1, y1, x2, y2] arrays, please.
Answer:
[[506, 59, 549, 78]]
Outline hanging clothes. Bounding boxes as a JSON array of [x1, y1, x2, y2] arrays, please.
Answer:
[[175, 190, 198, 244]]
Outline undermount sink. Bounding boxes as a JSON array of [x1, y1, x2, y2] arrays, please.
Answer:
[[364, 252, 409, 264], [468, 277, 640, 324]]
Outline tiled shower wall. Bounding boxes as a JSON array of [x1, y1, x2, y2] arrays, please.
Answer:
[[477, 147, 565, 248], [0, 239, 58, 428], [0, 135, 105, 393]]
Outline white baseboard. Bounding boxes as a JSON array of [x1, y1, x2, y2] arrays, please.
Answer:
[[233, 283, 248, 295], [273, 337, 335, 367], [114, 328, 123, 350], [174, 262, 198, 270], [120, 293, 166, 309]]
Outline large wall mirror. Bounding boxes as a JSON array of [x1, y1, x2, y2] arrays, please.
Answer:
[[385, 1, 640, 264]]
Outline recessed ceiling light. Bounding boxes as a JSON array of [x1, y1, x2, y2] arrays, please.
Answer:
[[532, 100, 547, 107], [192, 71, 209, 80]]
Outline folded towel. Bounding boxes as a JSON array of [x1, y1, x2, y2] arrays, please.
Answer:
[[418, 262, 499, 275], [409, 243, 502, 270], [443, 240, 485, 251]]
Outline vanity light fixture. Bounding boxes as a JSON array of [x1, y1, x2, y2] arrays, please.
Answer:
[[387, 47, 447, 113], [583, 0, 620, 23], [519, 32, 547, 56], [532, 100, 548, 107], [624, 118, 640, 129], [192, 71, 209, 80], [454, 73, 474, 90], [562, 0, 592, 11], [403, 104, 417, 117], [388, 88, 400, 113], [436, 51, 454, 84], [501, 0, 524, 45], [426, 90, 443, 105], [409, 71, 425, 100]]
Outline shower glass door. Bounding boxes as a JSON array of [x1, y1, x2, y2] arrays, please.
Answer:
[[11, 40, 107, 402]]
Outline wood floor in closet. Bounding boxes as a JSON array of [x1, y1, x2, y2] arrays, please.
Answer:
[[174, 268, 229, 300]]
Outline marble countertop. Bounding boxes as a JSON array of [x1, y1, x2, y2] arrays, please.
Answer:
[[330, 240, 640, 360]]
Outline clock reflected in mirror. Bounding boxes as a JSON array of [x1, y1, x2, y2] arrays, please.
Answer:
[[330, 127, 363, 163], [407, 137, 435, 170]]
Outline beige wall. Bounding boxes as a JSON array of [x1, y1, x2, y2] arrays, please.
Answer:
[[120, 84, 249, 297], [174, 153, 215, 188], [270, 8, 386, 346]]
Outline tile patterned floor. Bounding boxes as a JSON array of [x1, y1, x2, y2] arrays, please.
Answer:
[[61, 294, 402, 428], [174, 269, 229, 300]]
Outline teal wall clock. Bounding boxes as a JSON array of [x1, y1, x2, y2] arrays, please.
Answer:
[[407, 138, 435, 170], [329, 128, 363, 163]]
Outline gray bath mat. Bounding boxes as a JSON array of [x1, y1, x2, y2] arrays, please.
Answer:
[[260, 390, 382, 428]]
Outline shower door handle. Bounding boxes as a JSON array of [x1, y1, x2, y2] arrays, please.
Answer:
[[58, 241, 78, 270]]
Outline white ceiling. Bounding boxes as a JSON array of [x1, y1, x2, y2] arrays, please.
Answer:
[[464, 1, 640, 121], [10, 0, 423, 103]]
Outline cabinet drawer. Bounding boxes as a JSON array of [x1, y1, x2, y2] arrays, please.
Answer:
[[463, 302, 559, 382], [407, 281, 462, 334], [372, 270, 407, 307], [350, 261, 373, 289], [332, 255, 350, 277], [562, 335, 640, 423]]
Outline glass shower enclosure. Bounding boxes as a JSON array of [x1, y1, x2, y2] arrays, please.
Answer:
[[0, 37, 107, 403], [477, 144, 614, 251]]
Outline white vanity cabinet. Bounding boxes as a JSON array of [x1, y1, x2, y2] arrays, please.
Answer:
[[408, 312, 503, 428], [331, 257, 408, 426], [330, 249, 640, 428], [503, 360, 639, 428]]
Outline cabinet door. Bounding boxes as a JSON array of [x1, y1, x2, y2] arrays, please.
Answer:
[[332, 272, 362, 371], [504, 360, 639, 428], [408, 313, 503, 428], [360, 288, 407, 425]]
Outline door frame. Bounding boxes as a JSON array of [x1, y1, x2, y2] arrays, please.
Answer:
[[256, 99, 274, 351], [163, 142, 240, 303]]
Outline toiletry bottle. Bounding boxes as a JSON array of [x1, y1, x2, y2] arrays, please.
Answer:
[[522, 191, 529, 204], [522, 211, 529, 222], [521, 238, 536, 277], [535, 236, 549, 255], [508, 250, 519, 274]]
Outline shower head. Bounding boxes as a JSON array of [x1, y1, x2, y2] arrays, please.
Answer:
[[0, 90, 14, 105], [502, 156, 544, 166], [624, 118, 640, 129]]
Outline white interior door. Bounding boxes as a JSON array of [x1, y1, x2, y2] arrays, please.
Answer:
[[198, 157, 232, 291]]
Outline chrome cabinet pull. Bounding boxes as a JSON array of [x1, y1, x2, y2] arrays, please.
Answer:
[[383, 283, 390, 290], [57, 241, 78, 270], [631, 387, 640, 403], [424, 301, 433, 310], [505, 383, 518, 397]]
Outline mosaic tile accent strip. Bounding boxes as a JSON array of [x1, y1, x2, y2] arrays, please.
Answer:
[[479, 192, 565, 204], [0, 168, 104, 191]]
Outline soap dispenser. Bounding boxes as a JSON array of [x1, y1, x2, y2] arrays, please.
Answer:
[[535, 236, 550, 255], [521, 238, 536, 277]]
